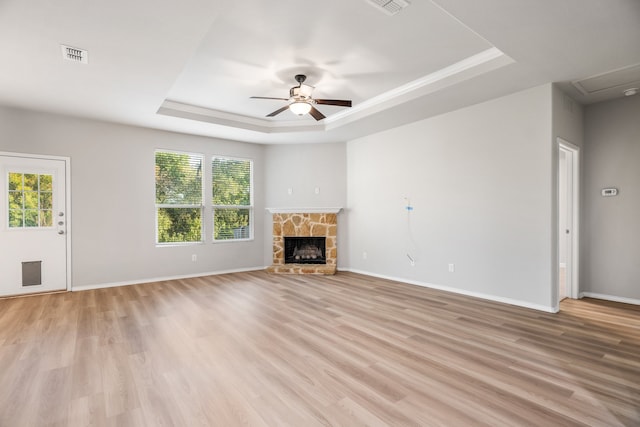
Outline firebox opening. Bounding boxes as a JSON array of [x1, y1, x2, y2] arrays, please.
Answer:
[[284, 237, 326, 264]]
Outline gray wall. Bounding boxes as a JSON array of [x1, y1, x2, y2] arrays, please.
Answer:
[[582, 94, 640, 301], [263, 143, 348, 268], [346, 84, 557, 311], [0, 106, 266, 288], [552, 84, 584, 148]]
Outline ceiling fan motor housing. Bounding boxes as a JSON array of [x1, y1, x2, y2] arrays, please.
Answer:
[[290, 85, 313, 100]]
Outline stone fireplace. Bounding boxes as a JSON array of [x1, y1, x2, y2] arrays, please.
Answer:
[[266, 208, 340, 274]]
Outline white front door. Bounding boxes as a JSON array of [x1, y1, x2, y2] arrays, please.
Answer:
[[0, 154, 69, 296]]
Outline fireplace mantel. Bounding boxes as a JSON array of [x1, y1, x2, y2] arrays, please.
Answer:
[[266, 207, 342, 214]]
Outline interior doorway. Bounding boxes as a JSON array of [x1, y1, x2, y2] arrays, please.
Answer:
[[558, 139, 579, 302]]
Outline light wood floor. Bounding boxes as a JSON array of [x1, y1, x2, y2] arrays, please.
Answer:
[[0, 271, 639, 426]]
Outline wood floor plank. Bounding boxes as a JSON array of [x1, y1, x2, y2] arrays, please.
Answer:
[[1, 271, 639, 426]]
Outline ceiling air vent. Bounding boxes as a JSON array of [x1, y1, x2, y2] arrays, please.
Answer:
[[572, 63, 640, 95], [61, 45, 88, 64], [366, 0, 410, 16]]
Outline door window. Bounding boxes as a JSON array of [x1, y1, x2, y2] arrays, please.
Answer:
[[7, 172, 53, 228]]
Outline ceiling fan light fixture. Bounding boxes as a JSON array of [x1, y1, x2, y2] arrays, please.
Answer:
[[289, 101, 312, 116]]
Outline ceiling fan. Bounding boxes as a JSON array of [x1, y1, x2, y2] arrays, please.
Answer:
[[251, 74, 352, 121]]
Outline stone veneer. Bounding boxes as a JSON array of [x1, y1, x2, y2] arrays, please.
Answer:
[[267, 212, 337, 275]]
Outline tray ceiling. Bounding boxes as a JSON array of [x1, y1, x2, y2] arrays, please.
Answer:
[[0, 0, 639, 144]]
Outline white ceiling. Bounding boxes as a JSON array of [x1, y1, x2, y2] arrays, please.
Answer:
[[0, 0, 639, 144]]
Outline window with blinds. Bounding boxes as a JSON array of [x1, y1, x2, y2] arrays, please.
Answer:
[[212, 156, 253, 241], [155, 151, 203, 244]]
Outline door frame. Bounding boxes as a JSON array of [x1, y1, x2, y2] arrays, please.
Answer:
[[557, 139, 579, 301], [1, 151, 71, 292]]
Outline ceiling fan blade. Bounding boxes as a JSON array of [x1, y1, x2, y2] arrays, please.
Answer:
[[314, 99, 352, 107], [266, 105, 291, 117], [308, 106, 326, 121], [250, 96, 290, 101]]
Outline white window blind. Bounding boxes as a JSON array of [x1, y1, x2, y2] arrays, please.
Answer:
[[155, 151, 203, 244], [212, 157, 253, 241]]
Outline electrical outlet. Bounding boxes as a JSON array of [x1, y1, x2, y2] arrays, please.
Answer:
[[192, 254, 197, 262], [362, 251, 368, 260], [287, 188, 293, 195], [314, 187, 320, 195], [448, 263, 455, 273]]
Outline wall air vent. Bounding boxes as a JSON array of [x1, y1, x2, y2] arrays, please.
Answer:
[[366, 0, 410, 16], [61, 45, 88, 64]]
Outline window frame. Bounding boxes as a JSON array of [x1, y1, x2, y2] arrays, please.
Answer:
[[211, 155, 254, 243], [155, 149, 205, 246]]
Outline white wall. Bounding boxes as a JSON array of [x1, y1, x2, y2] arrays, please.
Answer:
[[263, 143, 348, 267], [582, 94, 640, 302], [346, 84, 556, 310], [0, 106, 266, 288]]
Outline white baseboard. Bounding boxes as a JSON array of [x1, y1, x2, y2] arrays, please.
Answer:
[[71, 266, 265, 292], [343, 268, 557, 313], [580, 292, 640, 306], [70, 267, 640, 310]]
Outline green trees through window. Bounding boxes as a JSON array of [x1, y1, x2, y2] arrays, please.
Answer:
[[212, 157, 252, 240], [7, 172, 53, 228], [155, 151, 253, 244], [155, 151, 203, 243]]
